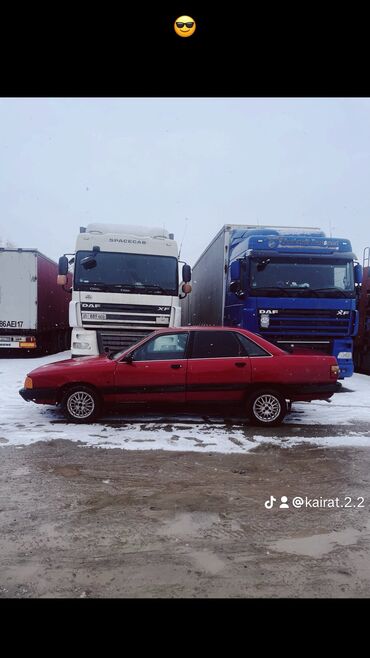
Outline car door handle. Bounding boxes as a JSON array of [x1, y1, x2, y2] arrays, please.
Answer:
[[171, 364, 183, 369], [234, 362, 246, 368]]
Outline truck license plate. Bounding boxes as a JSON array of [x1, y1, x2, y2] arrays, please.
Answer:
[[156, 316, 168, 324]]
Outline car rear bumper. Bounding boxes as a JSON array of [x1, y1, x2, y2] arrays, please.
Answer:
[[19, 387, 59, 403], [289, 382, 342, 401]]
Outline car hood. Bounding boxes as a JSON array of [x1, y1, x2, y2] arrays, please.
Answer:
[[27, 355, 109, 377]]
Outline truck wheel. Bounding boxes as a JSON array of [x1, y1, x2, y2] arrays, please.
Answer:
[[62, 385, 101, 423], [247, 389, 287, 426]]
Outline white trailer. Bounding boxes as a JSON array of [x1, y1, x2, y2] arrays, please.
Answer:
[[0, 249, 70, 353]]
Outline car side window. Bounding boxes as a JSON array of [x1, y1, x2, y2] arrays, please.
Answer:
[[191, 331, 244, 358], [132, 333, 189, 361], [236, 333, 270, 357]]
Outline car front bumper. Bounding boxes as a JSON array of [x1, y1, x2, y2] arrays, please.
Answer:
[[19, 387, 59, 403]]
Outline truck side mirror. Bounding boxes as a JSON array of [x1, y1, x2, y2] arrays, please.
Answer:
[[230, 260, 241, 282], [230, 260, 246, 297], [230, 260, 241, 294], [354, 263, 363, 285], [58, 255, 69, 276], [182, 263, 191, 283]]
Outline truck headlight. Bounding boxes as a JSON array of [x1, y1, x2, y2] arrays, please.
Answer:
[[72, 342, 91, 350], [260, 314, 270, 328], [337, 352, 352, 359]]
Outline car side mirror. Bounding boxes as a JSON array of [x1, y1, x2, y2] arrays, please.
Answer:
[[122, 354, 134, 363], [229, 280, 239, 294]]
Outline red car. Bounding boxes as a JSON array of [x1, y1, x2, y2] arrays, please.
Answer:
[[19, 327, 341, 426]]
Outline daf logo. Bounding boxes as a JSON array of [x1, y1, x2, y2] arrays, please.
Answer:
[[82, 303, 101, 308], [258, 309, 278, 314]]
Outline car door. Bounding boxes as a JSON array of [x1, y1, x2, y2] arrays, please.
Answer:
[[186, 330, 252, 403], [113, 332, 189, 405]]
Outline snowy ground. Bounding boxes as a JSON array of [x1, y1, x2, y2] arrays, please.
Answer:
[[1, 351, 370, 453]]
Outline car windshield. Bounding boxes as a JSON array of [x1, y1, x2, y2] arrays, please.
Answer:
[[249, 257, 355, 297], [74, 251, 178, 294]]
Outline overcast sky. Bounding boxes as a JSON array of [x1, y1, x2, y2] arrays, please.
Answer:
[[1, 97, 369, 266]]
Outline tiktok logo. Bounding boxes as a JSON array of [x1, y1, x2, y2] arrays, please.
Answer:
[[264, 495, 290, 509], [264, 495, 276, 509]]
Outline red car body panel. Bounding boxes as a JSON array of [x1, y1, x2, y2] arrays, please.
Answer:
[[20, 327, 340, 408], [112, 359, 187, 404], [250, 354, 337, 385], [186, 357, 252, 402]]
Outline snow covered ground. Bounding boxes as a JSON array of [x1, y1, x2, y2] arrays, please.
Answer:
[[1, 351, 370, 453]]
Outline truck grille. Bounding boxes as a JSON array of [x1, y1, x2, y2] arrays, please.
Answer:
[[97, 330, 152, 353], [81, 303, 171, 330], [260, 309, 352, 335]]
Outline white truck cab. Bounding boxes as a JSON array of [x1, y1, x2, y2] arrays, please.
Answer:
[[58, 223, 191, 357]]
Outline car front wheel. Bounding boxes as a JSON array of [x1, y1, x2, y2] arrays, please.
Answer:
[[62, 385, 101, 423], [247, 389, 287, 426]]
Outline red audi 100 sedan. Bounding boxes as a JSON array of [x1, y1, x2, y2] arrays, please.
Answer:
[[19, 327, 341, 426]]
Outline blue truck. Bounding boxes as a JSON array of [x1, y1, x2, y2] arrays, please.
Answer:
[[181, 225, 362, 378]]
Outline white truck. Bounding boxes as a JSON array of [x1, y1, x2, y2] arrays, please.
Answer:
[[0, 248, 71, 354], [58, 224, 192, 357]]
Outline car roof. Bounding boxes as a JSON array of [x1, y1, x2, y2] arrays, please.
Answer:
[[153, 326, 256, 334], [149, 326, 284, 354], [154, 326, 242, 332]]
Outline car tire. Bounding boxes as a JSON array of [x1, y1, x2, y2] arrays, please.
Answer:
[[62, 385, 101, 423], [247, 389, 287, 426]]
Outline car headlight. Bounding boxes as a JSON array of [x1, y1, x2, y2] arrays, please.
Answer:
[[25, 376, 33, 389]]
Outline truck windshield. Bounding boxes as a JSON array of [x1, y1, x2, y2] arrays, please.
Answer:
[[74, 251, 178, 294], [249, 257, 355, 297]]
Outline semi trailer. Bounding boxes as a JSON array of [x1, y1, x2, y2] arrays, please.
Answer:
[[181, 225, 361, 378], [0, 248, 71, 355]]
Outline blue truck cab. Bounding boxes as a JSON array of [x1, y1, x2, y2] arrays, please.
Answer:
[[181, 225, 361, 379], [225, 227, 361, 378]]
